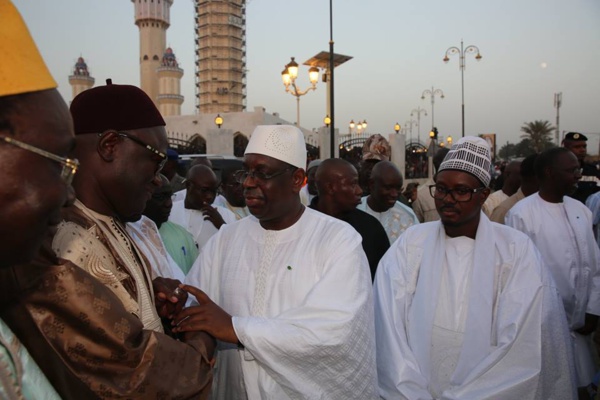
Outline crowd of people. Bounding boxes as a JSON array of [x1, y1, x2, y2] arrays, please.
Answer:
[[3, 2, 600, 399]]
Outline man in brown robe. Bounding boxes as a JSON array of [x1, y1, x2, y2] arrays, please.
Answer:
[[0, 80, 214, 398]]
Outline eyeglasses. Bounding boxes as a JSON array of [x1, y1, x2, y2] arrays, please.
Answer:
[[1, 136, 79, 184], [101, 131, 167, 175], [429, 184, 486, 202], [233, 168, 294, 184]]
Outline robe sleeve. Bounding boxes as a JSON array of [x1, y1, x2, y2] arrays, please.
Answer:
[[373, 236, 433, 400], [441, 240, 576, 400], [6, 260, 213, 399]]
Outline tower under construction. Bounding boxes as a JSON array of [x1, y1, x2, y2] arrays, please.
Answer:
[[195, 0, 247, 114]]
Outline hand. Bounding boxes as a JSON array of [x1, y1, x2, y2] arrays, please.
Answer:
[[575, 313, 599, 336], [172, 284, 238, 344], [201, 205, 226, 229], [153, 277, 188, 319]]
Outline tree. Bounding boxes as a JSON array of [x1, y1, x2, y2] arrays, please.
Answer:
[[520, 120, 555, 153]]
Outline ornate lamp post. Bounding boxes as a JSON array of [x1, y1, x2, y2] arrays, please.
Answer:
[[421, 87, 444, 130], [443, 40, 482, 137], [404, 120, 417, 143], [394, 122, 401, 134], [410, 107, 428, 143], [281, 57, 320, 128]]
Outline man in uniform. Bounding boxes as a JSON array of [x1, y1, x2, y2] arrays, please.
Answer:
[[563, 132, 600, 203]]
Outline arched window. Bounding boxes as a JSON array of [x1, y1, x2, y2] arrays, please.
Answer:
[[153, 55, 159, 61], [233, 132, 248, 157]]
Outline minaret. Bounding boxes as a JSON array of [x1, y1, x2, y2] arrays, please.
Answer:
[[68, 57, 94, 100], [195, 0, 247, 113], [132, 0, 172, 106], [157, 47, 184, 116]]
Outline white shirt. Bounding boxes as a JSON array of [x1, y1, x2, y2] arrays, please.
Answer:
[[186, 207, 378, 399], [357, 197, 419, 243], [169, 201, 237, 252], [213, 194, 250, 220], [374, 216, 575, 400], [482, 189, 509, 217]]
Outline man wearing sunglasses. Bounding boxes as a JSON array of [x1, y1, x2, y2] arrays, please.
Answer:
[[178, 125, 378, 399], [374, 137, 575, 399], [0, 1, 76, 397], [0, 76, 214, 397]]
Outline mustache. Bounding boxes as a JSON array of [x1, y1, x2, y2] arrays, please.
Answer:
[[440, 205, 459, 212]]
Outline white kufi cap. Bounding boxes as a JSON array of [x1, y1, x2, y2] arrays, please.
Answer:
[[438, 136, 492, 186], [245, 125, 307, 170]]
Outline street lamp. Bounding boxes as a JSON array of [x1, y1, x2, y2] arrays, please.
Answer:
[[410, 107, 428, 143], [421, 87, 444, 130], [324, 115, 331, 127], [281, 57, 320, 128], [214, 114, 223, 129], [394, 122, 401, 134], [443, 40, 483, 137], [348, 119, 367, 134], [404, 120, 417, 143], [447, 136, 453, 147]]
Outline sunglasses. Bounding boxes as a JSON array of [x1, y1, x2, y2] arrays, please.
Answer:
[[1, 136, 79, 184]]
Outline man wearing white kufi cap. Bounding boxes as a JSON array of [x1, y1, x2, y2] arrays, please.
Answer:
[[181, 125, 379, 399], [374, 136, 576, 399]]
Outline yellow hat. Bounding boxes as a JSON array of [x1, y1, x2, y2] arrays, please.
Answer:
[[0, 0, 56, 97]]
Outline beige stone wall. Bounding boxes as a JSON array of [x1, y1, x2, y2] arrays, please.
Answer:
[[165, 106, 317, 156]]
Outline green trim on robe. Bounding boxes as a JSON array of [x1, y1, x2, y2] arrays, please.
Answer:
[[0, 318, 60, 399]]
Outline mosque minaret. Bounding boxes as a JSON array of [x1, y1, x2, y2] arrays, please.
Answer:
[[131, 0, 173, 108], [68, 57, 94, 99], [157, 47, 184, 117]]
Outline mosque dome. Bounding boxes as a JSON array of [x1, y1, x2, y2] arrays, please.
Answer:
[[73, 57, 90, 76]]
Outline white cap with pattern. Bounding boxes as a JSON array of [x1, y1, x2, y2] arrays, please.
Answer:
[[438, 136, 492, 186], [245, 125, 307, 170]]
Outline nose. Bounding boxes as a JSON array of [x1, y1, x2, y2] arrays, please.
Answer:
[[355, 184, 363, 197]]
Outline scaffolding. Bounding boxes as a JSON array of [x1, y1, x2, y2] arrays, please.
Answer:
[[195, 0, 247, 114]]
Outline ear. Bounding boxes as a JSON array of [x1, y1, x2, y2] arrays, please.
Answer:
[[97, 131, 120, 162], [479, 187, 491, 204], [291, 168, 306, 193]]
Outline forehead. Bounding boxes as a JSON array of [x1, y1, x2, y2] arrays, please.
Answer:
[[435, 170, 481, 188], [16, 91, 75, 153], [555, 151, 579, 166], [244, 153, 288, 170], [375, 168, 402, 185], [564, 140, 586, 149]]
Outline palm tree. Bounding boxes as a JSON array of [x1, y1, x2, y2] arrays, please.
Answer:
[[520, 120, 555, 153]]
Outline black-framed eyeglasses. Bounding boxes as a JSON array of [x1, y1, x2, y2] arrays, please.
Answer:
[[233, 168, 294, 184], [1, 136, 79, 184], [100, 131, 167, 174], [429, 184, 486, 202]]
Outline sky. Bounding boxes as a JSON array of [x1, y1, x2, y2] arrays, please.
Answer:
[[14, 0, 600, 153]]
